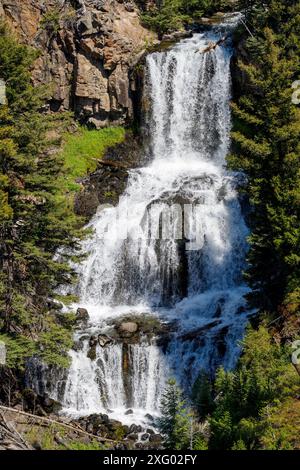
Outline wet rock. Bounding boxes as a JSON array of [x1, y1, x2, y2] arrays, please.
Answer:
[[87, 344, 97, 361], [145, 413, 154, 421], [22, 389, 61, 415], [74, 135, 143, 219], [1, 0, 157, 126], [146, 428, 155, 434], [127, 433, 138, 441], [98, 334, 113, 347], [214, 299, 225, 318], [125, 409, 134, 415], [117, 321, 138, 337], [110, 314, 175, 346], [161, 30, 192, 42], [216, 326, 229, 358], [124, 2, 134, 12], [179, 320, 221, 342], [73, 340, 84, 352], [135, 442, 146, 449], [236, 305, 246, 314], [77, 413, 110, 434], [107, 420, 128, 440], [114, 443, 128, 450], [156, 333, 173, 352], [79, 334, 90, 342], [149, 433, 163, 444], [89, 336, 98, 347], [74, 190, 100, 218], [129, 424, 142, 434], [42, 395, 62, 414], [141, 433, 150, 441], [76, 307, 89, 324]]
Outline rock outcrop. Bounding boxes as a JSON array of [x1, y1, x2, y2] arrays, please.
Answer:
[[74, 132, 144, 218], [0, 0, 157, 127]]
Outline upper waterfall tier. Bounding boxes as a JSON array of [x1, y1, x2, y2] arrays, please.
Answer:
[[73, 15, 248, 313]]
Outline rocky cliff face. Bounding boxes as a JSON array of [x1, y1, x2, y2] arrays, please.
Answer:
[[0, 0, 156, 127]]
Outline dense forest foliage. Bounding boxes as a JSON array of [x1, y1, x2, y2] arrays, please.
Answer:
[[141, 0, 237, 35], [0, 22, 85, 369], [0, 23, 125, 375], [0, 0, 299, 451], [158, 0, 300, 450]]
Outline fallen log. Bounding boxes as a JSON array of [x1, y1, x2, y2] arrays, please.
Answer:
[[195, 35, 229, 54], [0, 405, 116, 444], [0, 409, 33, 450]]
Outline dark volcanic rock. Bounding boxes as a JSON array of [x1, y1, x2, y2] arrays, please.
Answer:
[[75, 413, 131, 441], [76, 307, 89, 324], [22, 389, 62, 415], [98, 334, 113, 347], [179, 320, 221, 342], [117, 321, 139, 338], [129, 424, 142, 434], [72, 340, 84, 352], [74, 134, 143, 219]]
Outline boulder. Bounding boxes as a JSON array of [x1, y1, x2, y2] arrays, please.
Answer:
[[74, 190, 100, 218], [149, 433, 163, 444], [117, 322, 138, 337], [114, 443, 128, 450], [72, 340, 84, 352], [135, 442, 146, 449], [124, 3, 135, 13], [98, 334, 113, 347], [87, 343, 97, 361], [76, 308, 89, 323], [145, 413, 154, 421], [179, 320, 221, 342], [22, 389, 61, 415], [89, 336, 98, 347], [129, 424, 142, 434]]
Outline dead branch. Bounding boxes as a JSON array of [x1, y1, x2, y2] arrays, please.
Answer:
[[195, 35, 229, 54], [0, 409, 33, 450]]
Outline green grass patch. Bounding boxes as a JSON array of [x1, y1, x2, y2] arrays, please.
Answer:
[[59, 126, 125, 193]]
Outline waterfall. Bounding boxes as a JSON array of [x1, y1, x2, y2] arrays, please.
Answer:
[[31, 14, 254, 423]]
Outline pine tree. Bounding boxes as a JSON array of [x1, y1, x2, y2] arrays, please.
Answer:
[[229, 1, 300, 316], [158, 379, 192, 449], [208, 326, 299, 449], [192, 369, 214, 419]]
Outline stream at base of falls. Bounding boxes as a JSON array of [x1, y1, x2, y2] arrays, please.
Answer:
[[27, 13, 255, 426]]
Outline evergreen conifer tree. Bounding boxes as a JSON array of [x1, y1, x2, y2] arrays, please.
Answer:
[[0, 22, 84, 368], [158, 379, 192, 449]]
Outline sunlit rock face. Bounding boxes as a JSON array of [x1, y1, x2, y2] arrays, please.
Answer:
[[0, 0, 156, 126]]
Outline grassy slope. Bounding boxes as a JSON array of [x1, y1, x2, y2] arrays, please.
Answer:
[[59, 126, 125, 193]]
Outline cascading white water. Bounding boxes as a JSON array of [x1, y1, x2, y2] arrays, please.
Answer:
[[32, 14, 254, 423]]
